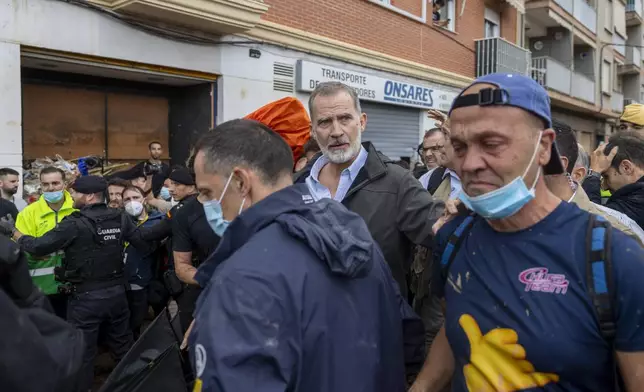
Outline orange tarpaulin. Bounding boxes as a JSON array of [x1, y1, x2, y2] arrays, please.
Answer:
[[244, 97, 311, 162]]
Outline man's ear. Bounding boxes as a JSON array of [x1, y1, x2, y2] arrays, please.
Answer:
[[560, 157, 569, 173], [621, 160, 635, 175]]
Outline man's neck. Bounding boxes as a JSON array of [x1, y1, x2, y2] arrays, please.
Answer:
[[487, 180, 561, 233], [547, 175, 574, 202], [321, 154, 358, 180], [47, 200, 64, 212], [149, 158, 161, 165], [138, 209, 149, 222], [1, 191, 11, 201]]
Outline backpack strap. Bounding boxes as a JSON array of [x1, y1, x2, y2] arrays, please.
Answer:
[[441, 214, 477, 282], [585, 214, 616, 342], [427, 167, 447, 195]]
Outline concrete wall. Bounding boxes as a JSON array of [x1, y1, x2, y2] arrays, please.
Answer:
[[0, 42, 22, 172], [0, 0, 222, 74], [529, 27, 573, 66]]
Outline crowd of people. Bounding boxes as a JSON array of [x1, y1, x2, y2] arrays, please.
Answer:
[[1, 73, 644, 392]]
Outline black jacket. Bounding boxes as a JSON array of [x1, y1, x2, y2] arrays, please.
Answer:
[[600, 176, 644, 229], [0, 198, 18, 221], [0, 235, 84, 392], [294, 142, 444, 296]]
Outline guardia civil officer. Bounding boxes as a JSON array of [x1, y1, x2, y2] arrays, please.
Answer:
[[1, 175, 151, 392], [0, 229, 84, 391]]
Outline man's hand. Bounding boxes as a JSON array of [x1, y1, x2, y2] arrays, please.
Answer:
[[427, 109, 449, 135], [460, 314, 559, 391], [432, 199, 463, 235], [0, 214, 15, 237], [590, 142, 618, 174]]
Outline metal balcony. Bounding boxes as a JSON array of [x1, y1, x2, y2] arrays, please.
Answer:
[[627, 0, 643, 26], [87, 0, 269, 34], [619, 47, 642, 75], [475, 37, 531, 77], [531, 57, 596, 103]]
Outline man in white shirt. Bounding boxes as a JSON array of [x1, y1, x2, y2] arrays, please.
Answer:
[[0, 168, 27, 211]]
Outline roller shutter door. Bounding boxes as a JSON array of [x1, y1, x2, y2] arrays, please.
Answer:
[[361, 101, 420, 160]]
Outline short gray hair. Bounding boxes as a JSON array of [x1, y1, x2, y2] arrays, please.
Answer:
[[308, 82, 362, 119], [575, 143, 590, 171]]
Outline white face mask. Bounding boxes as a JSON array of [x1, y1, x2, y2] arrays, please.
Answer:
[[125, 201, 144, 217]]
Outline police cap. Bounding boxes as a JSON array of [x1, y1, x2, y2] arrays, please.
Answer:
[[168, 167, 195, 186], [72, 175, 108, 194]]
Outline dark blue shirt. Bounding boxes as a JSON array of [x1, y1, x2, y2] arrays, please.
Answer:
[[432, 201, 644, 391]]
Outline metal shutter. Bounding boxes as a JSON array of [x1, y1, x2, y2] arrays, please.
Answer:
[[361, 101, 419, 160]]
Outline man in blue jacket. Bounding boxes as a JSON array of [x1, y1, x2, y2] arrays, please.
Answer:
[[121, 185, 165, 339], [189, 118, 424, 392]]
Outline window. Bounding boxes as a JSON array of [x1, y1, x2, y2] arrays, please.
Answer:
[[605, 0, 613, 33], [614, 0, 626, 38], [602, 60, 611, 93], [613, 63, 623, 93], [484, 7, 500, 38], [432, 0, 456, 31]]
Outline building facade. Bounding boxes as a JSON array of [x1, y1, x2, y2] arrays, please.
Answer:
[[521, 0, 633, 149], [0, 0, 524, 172]]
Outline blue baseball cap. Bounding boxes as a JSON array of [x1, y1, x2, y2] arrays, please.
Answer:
[[449, 73, 563, 175]]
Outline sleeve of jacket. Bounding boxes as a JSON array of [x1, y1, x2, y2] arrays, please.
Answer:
[[0, 286, 84, 392], [136, 216, 172, 242], [582, 175, 602, 204], [396, 171, 445, 248], [122, 216, 158, 255], [18, 218, 78, 256], [192, 270, 298, 391], [397, 284, 426, 380], [15, 208, 35, 236]]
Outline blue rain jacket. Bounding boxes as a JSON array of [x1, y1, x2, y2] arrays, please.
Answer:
[[190, 184, 424, 392]]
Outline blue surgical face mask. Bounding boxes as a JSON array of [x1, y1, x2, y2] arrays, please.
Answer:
[[459, 132, 543, 220], [159, 187, 171, 201], [203, 173, 245, 237], [43, 190, 64, 203]]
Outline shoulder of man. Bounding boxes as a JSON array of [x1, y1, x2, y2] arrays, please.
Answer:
[[592, 203, 644, 246]]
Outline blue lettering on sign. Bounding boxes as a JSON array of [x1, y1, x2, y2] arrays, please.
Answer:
[[383, 80, 434, 108]]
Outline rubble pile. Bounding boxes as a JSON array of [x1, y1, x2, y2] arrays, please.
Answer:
[[22, 155, 131, 198]]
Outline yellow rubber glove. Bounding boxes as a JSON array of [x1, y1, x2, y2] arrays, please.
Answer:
[[460, 314, 559, 392]]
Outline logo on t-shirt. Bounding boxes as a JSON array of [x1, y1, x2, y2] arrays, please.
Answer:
[[518, 267, 569, 295]]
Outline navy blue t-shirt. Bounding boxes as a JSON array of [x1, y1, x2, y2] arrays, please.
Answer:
[[432, 201, 644, 391]]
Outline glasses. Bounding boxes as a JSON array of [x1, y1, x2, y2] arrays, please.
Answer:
[[418, 145, 445, 155]]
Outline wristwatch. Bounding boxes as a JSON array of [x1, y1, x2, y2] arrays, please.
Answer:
[[587, 169, 601, 179]]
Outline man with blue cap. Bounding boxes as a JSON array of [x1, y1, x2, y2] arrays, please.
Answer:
[[0, 175, 153, 392], [409, 74, 644, 391]]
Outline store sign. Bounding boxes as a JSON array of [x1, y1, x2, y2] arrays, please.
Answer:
[[296, 60, 458, 111]]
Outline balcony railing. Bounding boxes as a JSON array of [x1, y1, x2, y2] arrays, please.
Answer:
[[573, 0, 597, 34], [626, 46, 642, 66], [571, 72, 596, 103], [554, 0, 574, 14], [475, 37, 531, 77], [531, 57, 596, 103], [612, 91, 625, 113], [614, 34, 627, 56], [627, 0, 643, 16], [531, 57, 572, 95]]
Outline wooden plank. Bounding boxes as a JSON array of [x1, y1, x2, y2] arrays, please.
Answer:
[[22, 84, 106, 160], [107, 92, 170, 160]]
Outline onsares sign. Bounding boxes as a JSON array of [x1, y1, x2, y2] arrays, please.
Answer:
[[295, 60, 458, 111]]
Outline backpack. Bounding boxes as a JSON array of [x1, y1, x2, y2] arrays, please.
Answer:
[[440, 213, 623, 390]]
